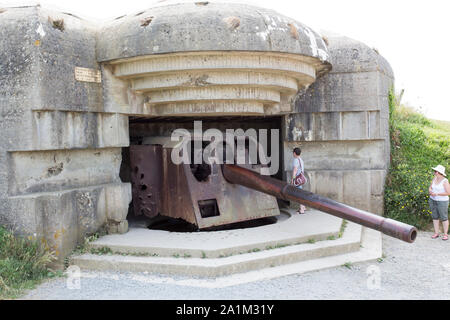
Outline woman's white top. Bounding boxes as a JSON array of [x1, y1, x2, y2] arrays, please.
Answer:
[[292, 157, 304, 175], [430, 178, 449, 201]]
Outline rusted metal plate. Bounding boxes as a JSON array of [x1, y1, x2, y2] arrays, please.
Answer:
[[161, 149, 198, 226], [129, 145, 163, 218]]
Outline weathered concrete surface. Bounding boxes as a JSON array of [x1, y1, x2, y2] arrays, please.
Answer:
[[102, 51, 327, 117], [97, 2, 331, 117], [0, 6, 131, 264], [0, 3, 393, 265], [4, 183, 130, 259], [96, 2, 331, 66], [71, 210, 365, 277], [285, 33, 394, 214], [88, 210, 342, 258]]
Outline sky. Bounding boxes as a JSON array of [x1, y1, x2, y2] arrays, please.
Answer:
[[2, 0, 450, 121]]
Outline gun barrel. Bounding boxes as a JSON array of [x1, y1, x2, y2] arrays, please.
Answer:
[[222, 164, 417, 243]]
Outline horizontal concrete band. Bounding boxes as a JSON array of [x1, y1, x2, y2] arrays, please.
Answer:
[[145, 86, 281, 105], [296, 99, 390, 114], [112, 52, 317, 80], [117, 101, 294, 116], [27, 111, 129, 151], [4, 182, 131, 257], [282, 169, 386, 191], [281, 168, 386, 214], [8, 147, 124, 196], [8, 182, 130, 200], [132, 71, 300, 93], [103, 52, 319, 117], [284, 140, 388, 171], [145, 100, 266, 116], [285, 110, 387, 142], [305, 170, 386, 194]]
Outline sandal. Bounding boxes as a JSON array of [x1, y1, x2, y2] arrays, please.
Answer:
[[443, 235, 448, 241], [431, 234, 440, 239]]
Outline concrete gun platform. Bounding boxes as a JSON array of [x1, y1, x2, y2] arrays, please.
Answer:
[[71, 209, 382, 285]]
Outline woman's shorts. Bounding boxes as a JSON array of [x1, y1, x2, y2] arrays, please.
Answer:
[[429, 198, 449, 221]]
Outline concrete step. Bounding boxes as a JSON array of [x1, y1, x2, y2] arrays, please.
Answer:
[[71, 221, 362, 277], [125, 228, 382, 288], [87, 209, 344, 258]]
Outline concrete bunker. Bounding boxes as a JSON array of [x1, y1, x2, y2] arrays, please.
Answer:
[[0, 2, 395, 264]]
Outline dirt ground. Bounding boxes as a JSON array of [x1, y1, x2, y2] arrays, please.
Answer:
[[20, 229, 450, 300]]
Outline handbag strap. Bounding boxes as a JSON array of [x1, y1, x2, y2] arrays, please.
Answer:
[[296, 158, 303, 175]]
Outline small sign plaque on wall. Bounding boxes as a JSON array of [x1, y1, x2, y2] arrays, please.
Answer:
[[74, 67, 102, 83]]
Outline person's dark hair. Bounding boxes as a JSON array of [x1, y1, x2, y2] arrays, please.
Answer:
[[293, 147, 301, 156]]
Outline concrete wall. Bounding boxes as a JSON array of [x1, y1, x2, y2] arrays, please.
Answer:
[[284, 33, 394, 214], [0, 7, 131, 262]]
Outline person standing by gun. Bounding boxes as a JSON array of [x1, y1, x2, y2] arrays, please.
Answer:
[[292, 147, 307, 214]]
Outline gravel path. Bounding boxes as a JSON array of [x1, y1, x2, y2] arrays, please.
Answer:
[[21, 231, 450, 300]]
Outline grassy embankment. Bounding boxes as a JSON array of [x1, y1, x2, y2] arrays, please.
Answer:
[[384, 90, 450, 229]]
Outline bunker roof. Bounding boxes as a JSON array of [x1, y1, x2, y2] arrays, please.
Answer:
[[95, 1, 331, 70]]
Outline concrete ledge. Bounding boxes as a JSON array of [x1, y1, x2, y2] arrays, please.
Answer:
[[88, 210, 342, 258], [70, 213, 364, 277], [71, 224, 361, 277], [75, 226, 380, 289], [126, 226, 380, 288]]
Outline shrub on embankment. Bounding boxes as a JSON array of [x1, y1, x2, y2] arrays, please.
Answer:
[[384, 90, 450, 229], [0, 226, 58, 299]]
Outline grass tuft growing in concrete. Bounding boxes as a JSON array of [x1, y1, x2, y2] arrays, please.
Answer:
[[0, 226, 61, 299], [338, 220, 348, 238]]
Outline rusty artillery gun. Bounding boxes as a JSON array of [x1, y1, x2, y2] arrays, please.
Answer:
[[129, 137, 417, 243], [222, 164, 417, 243]]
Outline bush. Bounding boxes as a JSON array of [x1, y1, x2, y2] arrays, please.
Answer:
[[0, 226, 57, 299], [384, 90, 449, 229]]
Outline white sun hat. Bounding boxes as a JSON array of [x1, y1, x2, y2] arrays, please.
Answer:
[[432, 165, 447, 177]]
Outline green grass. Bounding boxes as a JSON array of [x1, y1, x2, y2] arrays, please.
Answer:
[[385, 90, 450, 229], [0, 226, 59, 299], [342, 262, 353, 269], [265, 243, 289, 250], [89, 246, 113, 255], [338, 220, 348, 238], [72, 233, 101, 255]]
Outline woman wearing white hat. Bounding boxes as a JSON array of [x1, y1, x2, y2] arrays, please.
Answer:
[[429, 165, 450, 240]]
